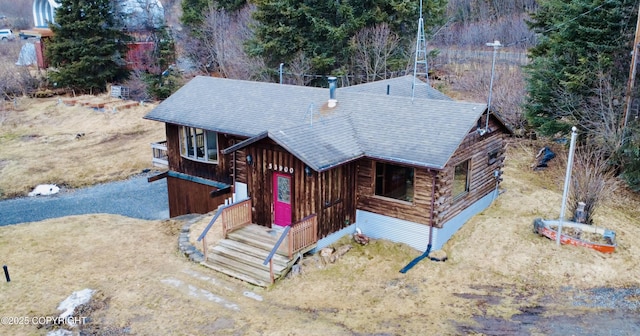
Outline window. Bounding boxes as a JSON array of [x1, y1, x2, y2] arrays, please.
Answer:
[[375, 162, 414, 202], [453, 159, 470, 199], [488, 149, 499, 165], [179, 126, 218, 163]]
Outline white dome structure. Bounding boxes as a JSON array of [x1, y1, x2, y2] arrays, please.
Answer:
[[33, 0, 60, 28], [32, 0, 164, 30]]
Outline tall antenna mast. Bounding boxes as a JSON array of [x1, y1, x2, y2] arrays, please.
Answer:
[[412, 0, 429, 100]]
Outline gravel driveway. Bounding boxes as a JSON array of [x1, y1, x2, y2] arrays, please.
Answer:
[[0, 173, 169, 226]]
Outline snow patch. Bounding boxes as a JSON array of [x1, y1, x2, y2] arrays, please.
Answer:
[[28, 184, 60, 197], [56, 288, 95, 326]]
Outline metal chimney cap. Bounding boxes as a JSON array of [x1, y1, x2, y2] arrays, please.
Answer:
[[328, 76, 337, 107]]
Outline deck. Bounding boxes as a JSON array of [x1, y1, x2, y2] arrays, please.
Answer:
[[197, 199, 318, 287], [201, 224, 315, 287]]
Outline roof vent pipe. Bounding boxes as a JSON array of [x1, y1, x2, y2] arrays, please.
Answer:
[[328, 76, 337, 108]]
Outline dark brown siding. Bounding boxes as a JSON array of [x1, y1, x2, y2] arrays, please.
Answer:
[[166, 123, 246, 184], [356, 158, 436, 226], [164, 123, 245, 216], [318, 162, 357, 237], [167, 177, 230, 217], [243, 140, 356, 238], [434, 118, 507, 226]]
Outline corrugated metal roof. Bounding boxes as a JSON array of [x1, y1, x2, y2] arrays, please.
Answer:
[[144, 76, 488, 171]]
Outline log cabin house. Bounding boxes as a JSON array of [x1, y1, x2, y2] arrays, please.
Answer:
[[144, 75, 510, 284]]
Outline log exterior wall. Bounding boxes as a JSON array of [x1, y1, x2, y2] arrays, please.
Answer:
[[239, 140, 356, 238], [162, 113, 507, 231], [434, 117, 507, 226], [356, 159, 436, 226], [355, 116, 508, 228]]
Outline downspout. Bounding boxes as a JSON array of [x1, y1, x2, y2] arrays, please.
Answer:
[[232, 151, 236, 202], [399, 170, 442, 274], [427, 169, 436, 251]]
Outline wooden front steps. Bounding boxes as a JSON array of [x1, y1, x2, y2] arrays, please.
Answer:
[[201, 224, 311, 287]]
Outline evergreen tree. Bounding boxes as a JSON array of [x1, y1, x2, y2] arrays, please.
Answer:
[[144, 26, 180, 100], [47, 0, 130, 93], [181, 0, 212, 29], [248, 0, 446, 76], [181, 0, 246, 31], [524, 0, 636, 136]]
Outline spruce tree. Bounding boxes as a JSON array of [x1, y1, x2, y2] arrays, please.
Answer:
[[181, 0, 246, 31], [524, 0, 636, 136], [248, 0, 447, 76], [47, 0, 130, 93]]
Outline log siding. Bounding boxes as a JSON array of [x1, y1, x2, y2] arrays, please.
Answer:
[[242, 140, 356, 238], [435, 120, 507, 226], [356, 158, 436, 226], [356, 117, 507, 229]]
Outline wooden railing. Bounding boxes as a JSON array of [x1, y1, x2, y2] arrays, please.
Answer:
[[287, 214, 318, 259], [197, 198, 252, 260], [263, 214, 318, 284], [151, 141, 168, 166], [222, 198, 252, 238], [196, 204, 225, 261]]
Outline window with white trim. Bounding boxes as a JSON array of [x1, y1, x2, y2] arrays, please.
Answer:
[[453, 159, 470, 199], [179, 126, 218, 163]]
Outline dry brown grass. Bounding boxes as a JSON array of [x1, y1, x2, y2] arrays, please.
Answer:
[[0, 95, 163, 198], [1, 137, 639, 335]]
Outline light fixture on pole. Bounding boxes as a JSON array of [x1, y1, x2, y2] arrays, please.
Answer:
[[483, 40, 502, 134]]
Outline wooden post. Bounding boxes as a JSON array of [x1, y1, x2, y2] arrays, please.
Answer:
[[269, 259, 274, 284], [202, 235, 207, 261]]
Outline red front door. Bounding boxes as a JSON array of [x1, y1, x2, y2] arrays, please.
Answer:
[[273, 172, 292, 226]]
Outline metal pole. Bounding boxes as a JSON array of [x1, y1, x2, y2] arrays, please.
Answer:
[[557, 126, 578, 246], [279, 63, 284, 85], [485, 41, 502, 131]]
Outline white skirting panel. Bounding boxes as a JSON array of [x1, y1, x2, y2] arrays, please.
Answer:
[[312, 191, 497, 253], [315, 223, 357, 251], [355, 210, 434, 252]]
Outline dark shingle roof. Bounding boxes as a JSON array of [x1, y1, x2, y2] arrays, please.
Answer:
[[145, 76, 489, 171], [340, 75, 453, 101]]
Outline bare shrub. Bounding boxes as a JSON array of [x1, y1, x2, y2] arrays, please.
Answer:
[[286, 52, 313, 86], [351, 23, 400, 83], [448, 62, 527, 131], [544, 70, 626, 158], [122, 70, 152, 102], [568, 145, 618, 224], [0, 0, 31, 29], [433, 13, 536, 49], [183, 4, 267, 80], [0, 50, 41, 99]]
